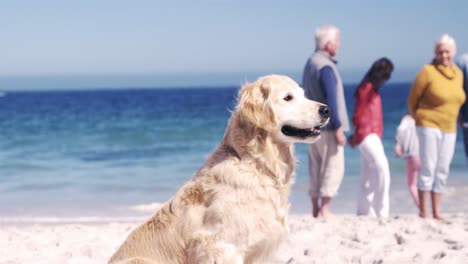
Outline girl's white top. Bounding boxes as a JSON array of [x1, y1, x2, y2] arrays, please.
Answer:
[[395, 114, 419, 157]]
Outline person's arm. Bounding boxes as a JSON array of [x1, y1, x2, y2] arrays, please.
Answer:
[[349, 83, 372, 147], [394, 119, 406, 157], [352, 83, 372, 129], [320, 66, 346, 145], [408, 67, 429, 118], [319, 66, 341, 129]]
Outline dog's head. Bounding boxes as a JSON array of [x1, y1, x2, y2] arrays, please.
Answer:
[[236, 74, 329, 144]]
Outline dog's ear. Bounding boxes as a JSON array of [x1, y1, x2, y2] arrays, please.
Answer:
[[236, 81, 275, 130]]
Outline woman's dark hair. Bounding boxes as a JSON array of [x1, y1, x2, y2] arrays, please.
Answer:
[[356, 57, 394, 95]]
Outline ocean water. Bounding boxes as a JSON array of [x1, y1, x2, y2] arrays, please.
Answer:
[[0, 83, 466, 219]]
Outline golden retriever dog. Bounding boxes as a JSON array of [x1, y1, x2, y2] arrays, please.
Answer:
[[109, 74, 329, 264]]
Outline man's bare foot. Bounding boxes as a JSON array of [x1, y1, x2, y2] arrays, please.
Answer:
[[318, 208, 333, 219], [433, 214, 444, 221], [311, 197, 320, 218], [312, 207, 320, 218], [419, 211, 428, 218]]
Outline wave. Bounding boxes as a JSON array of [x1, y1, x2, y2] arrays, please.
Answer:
[[0, 202, 164, 223], [0, 161, 53, 171], [0, 216, 146, 224], [129, 202, 163, 213]]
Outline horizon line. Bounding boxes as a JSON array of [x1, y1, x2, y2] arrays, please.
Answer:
[[0, 70, 416, 91], [1, 81, 414, 93]]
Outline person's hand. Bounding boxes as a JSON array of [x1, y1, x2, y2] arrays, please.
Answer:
[[335, 127, 346, 146], [347, 134, 356, 148], [394, 145, 403, 157]]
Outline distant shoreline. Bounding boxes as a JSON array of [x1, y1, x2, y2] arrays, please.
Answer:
[[0, 81, 415, 93]]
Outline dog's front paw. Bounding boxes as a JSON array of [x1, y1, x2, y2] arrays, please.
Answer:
[[187, 234, 243, 264]]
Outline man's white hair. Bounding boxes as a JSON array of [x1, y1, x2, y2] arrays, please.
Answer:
[[435, 33, 457, 52], [315, 24, 339, 51]]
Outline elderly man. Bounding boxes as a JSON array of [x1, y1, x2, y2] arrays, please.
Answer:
[[302, 24, 349, 218]]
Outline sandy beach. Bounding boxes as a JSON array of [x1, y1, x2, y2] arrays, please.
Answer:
[[1, 213, 468, 264], [2, 174, 467, 264]]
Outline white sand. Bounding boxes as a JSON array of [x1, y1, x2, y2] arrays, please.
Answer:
[[2, 213, 468, 264]]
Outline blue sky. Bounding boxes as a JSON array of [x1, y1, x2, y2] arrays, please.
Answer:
[[1, 0, 467, 90]]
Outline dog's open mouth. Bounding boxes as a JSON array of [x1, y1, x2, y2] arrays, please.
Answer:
[[281, 125, 321, 139]]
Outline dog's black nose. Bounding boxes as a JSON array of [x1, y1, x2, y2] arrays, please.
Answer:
[[318, 105, 329, 119]]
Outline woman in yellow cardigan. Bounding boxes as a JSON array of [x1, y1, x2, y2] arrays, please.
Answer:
[[408, 34, 465, 220]]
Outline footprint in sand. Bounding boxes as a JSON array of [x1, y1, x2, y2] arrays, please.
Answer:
[[444, 239, 464, 251], [433, 251, 446, 260], [403, 228, 416, 235], [412, 253, 422, 261], [444, 238, 457, 244], [393, 233, 406, 245]]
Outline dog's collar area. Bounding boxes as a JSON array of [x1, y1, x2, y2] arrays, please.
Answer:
[[281, 125, 320, 139]]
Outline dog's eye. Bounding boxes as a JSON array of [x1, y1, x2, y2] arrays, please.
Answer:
[[283, 94, 293, 101]]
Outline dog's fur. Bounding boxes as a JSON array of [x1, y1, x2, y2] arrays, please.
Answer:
[[108, 75, 329, 264]]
